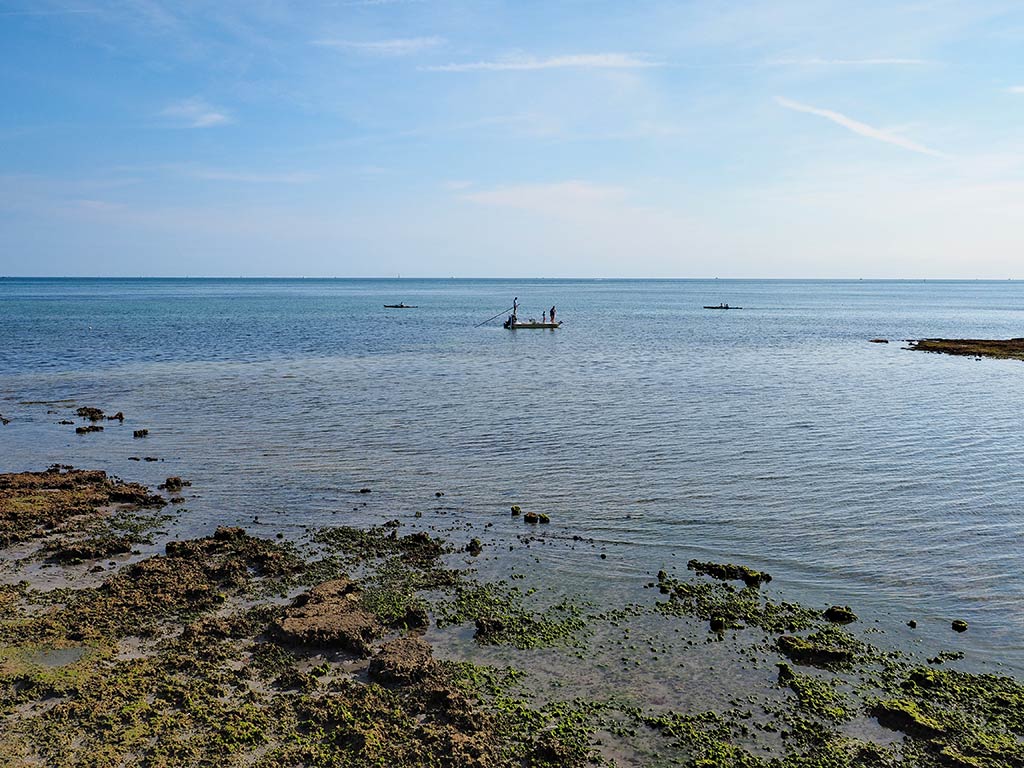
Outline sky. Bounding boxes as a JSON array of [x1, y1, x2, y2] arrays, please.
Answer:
[[1, 0, 1024, 278]]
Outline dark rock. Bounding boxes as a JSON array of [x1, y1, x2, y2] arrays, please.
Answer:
[[869, 338, 889, 343], [75, 425, 104, 434], [435, 491, 444, 497], [474, 616, 506, 642], [467, 538, 482, 556], [359, 488, 372, 494], [402, 603, 430, 630], [58, 420, 74, 425], [133, 429, 149, 438], [523, 512, 540, 523], [107, 412, 125, 421], [76, 407, 105, 421], [0, 414, 9, 426], [907, 620, 917, 628], [710, 616, 727, 632], [170, 497, 186, 504], [158, 476, 190, 492], [951, 619, 968, 633], [823, 605, 857, 624], [510, 505, 522, 515], [143, 457, 159, 462]]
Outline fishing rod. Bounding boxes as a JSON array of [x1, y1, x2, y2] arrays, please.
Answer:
[[474, 305, 515, 327]]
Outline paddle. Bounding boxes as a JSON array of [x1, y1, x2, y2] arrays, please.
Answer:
[[474, 305, 515, 327]]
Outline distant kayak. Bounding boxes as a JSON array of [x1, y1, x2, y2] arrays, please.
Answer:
[[384, 303, 417, 309], [703, 304, 741, 310]]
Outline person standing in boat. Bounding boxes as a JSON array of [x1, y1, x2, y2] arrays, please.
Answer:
[[549, 305, 556, 324], [542, 310, 547, 324]]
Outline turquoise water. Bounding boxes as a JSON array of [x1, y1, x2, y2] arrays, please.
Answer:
[[2, 278, 1023, 670]]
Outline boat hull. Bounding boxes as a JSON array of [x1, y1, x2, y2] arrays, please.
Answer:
[[506, 321, 561, 329]]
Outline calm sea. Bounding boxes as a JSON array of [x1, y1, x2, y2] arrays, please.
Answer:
[[2, 278, 1023, 671]]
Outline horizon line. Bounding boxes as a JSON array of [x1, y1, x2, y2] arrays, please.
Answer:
[[0, 275, 1020, 282]]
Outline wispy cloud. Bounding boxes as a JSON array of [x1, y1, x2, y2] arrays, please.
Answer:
[[776, 97, 945, 158], [768, 57, 931, 66], [0, 8, 99, 16], [424, 53, 660, 72], [1007, 85, 1024, 94], [460, 181, 627, 213], [312, 36, 444, 56], [160, 98, 231, 128], [183, 168, 314, 184]]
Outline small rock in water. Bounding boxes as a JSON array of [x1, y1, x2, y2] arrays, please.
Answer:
[[869, 338, 889, 344], [510, 505, 522, 515], [75, 425, 103, 434], [435, 491, 444, 497], [133, 429, 149, 438], [107, 411, 125, 421], [359, 488, 371, 494], [907, 620, 918, 629], [466, 538, 482, 556], [951, 619, 968, 633], [824, 605, 857, 624]]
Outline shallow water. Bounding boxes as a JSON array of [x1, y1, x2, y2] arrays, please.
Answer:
[[2, 277, 1023, 672]]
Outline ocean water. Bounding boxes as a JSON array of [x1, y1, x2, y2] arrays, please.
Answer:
[[2, 278, 1023, 671]]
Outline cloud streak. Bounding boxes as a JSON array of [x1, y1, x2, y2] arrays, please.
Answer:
[[160, 99, 231, 128], [424, 53, 660, 72], [1007, 85, 1024, 94], [768, 57, 931, 66], [776, 97, 945, 157], [312, 36, 444, 55]]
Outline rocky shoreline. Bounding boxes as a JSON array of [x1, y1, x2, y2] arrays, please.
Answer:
[[1, 464, 1022, 767]]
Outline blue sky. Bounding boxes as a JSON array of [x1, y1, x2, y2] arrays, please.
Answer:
[[2, 0, 1023, 277]]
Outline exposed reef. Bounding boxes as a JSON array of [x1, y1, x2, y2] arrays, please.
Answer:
[[908, 337, 1024, 361], [1, 465, 1023, 768]]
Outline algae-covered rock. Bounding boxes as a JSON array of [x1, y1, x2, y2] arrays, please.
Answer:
[[273, 578, 383, 656], [870, 698, 946, 738], [75, 406, 105, 421], [369, 636, 436, 685], [687, 559, 772, 587], [778, 634, 854, 667], [952, 619, 969, 633], [0, 466, 165, 548]]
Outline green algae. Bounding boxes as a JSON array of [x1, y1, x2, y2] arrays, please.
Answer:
[[655, 570, 819, 634], [435, 581, 589, 649]]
